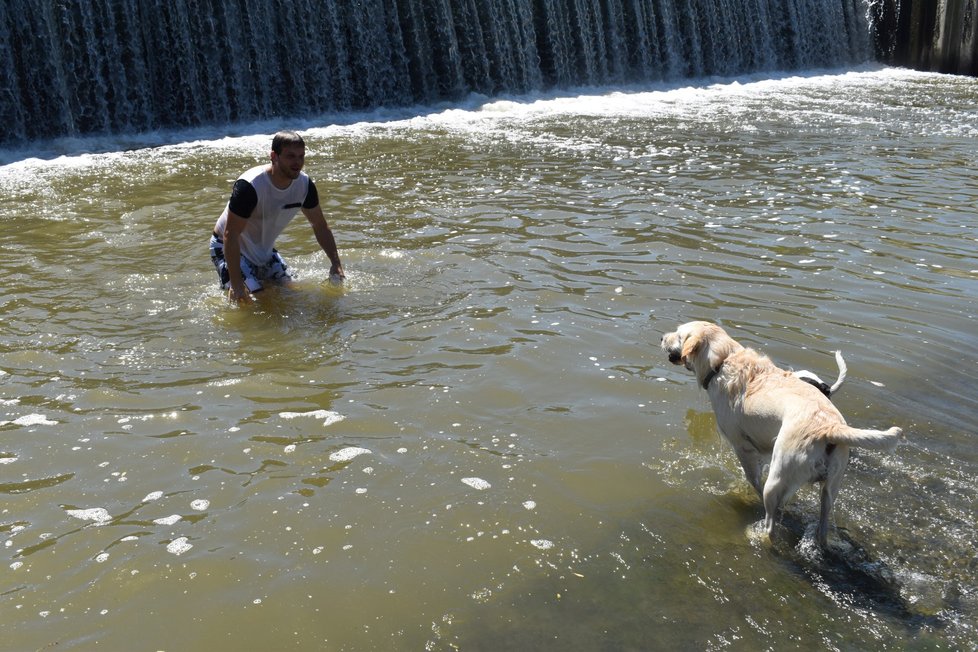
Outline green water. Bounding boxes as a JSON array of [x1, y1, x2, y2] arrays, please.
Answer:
[[1, 68, 976, 650]]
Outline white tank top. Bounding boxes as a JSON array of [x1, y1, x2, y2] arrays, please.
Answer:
[[214, 165, 311, 265]]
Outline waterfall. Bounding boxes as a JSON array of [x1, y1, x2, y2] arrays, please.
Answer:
[[0, 0, 876, 148]]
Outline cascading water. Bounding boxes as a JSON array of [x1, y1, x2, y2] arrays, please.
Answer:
[[0, 0, 876, 148]]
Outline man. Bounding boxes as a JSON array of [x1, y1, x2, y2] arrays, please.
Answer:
[[210, 130, 344, 302]]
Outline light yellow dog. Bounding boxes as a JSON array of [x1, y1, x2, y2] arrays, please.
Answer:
[[661, 321, 902, 547]]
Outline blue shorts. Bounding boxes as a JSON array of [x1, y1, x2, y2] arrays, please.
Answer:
[[210, 233, 293, 292]]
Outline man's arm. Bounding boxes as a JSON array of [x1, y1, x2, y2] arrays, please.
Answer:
[[223, 211, 253, 302], [303, 205, 344, 278]]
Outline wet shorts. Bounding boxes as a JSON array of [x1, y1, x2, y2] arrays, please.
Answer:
[[210, 233, 293, 292]]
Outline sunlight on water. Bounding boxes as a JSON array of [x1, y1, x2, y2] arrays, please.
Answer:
[[1, 68, 976, 650]]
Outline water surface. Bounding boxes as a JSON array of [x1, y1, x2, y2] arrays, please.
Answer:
[[1, 67, 977, 650]]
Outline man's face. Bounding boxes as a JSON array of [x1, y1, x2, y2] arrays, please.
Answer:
[[272, 144, 305, 179]]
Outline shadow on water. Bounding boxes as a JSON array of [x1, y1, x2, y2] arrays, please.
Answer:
[[767, 510, 946, 633]]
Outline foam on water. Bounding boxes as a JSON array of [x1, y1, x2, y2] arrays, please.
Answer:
[[329, 447, 371, 463], [64, 508, 112, 524], [0, 414, 57, 427], [0, 67, 946, 174], [166, 537, 193, 556], [153, 515, 182, 526], [461, 477, 491, 491], [280, 410, 346, 427]]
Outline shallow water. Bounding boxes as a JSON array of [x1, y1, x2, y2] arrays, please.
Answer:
[[2, 67, 977, 650]]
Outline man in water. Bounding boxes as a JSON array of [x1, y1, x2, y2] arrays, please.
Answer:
[[210, 130, 344, 302]]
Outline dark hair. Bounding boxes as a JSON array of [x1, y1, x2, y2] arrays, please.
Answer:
[[271, 130, 305, 154]]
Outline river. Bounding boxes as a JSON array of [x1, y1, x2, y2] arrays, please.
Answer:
[[1, 66, 976, 650]]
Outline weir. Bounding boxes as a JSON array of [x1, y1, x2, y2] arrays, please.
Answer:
[[0, 0, 878, 148], [873, 0, 978, 75]]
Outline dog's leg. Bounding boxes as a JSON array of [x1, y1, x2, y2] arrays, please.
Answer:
[[735, 451, 765, 497], [816, 446, 850, 547], [762, 476, 787, 541], [761, 441, 804, 542]]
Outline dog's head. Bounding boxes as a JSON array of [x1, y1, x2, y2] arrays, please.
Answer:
[[661, 321, 742, 386]]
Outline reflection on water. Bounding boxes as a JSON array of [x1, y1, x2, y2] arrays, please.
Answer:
[[1, 68, 977, 650]]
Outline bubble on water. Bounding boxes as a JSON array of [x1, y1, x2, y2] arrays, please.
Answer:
[[167, 537, 192, 555], [65, 507, 112, 523], [10, 561, 23, 570], [190, 499, 210, 511], [329, 446, 371, 462], [0, 455, 16, 465], [471, 587, 492, 603], [142, 491, 163, 502], [154, 515, 182, 525], [283, 444, 296, 453], [530, 539, 553, 550], [461, 477, 491, 491], [523, 500, 536, 510], [95, 552, 109, 563]]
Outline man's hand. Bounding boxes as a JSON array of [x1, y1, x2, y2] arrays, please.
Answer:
[[228, 284, 254, 303]]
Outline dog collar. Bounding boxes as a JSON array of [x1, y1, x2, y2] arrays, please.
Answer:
[[701, 364, 722, 390]]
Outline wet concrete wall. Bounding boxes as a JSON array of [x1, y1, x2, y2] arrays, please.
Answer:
[[873, 0, 978, 75]]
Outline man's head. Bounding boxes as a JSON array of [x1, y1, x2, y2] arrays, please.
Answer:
[[270, 131, 306, 180], [271, 130, 305, 154]]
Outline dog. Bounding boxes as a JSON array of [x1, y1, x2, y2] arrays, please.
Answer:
[[660, 321, 902, 547]]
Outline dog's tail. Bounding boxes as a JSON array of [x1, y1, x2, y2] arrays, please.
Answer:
[[829, 425, 902, 452], [829, 350, 847, 395]]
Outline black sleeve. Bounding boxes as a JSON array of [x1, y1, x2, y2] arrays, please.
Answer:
[[303, 179, 320, 209], [228, 179, 259, 217]]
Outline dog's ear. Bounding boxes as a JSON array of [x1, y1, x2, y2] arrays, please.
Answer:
[[680, 333, 702, 363]]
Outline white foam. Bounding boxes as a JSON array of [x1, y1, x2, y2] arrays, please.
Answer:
[[461, 477, 491, 491], [65, 507, 112, 523], [153, 515, 182, 525], [166, 537, 192, 555], [530, 539, 554, 550], [279, 410, 345, 427], [0, 414, 57, 427], [329, 446, 371, 462], [190, 499, 210, 511], [142, 491, 163, 502]]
